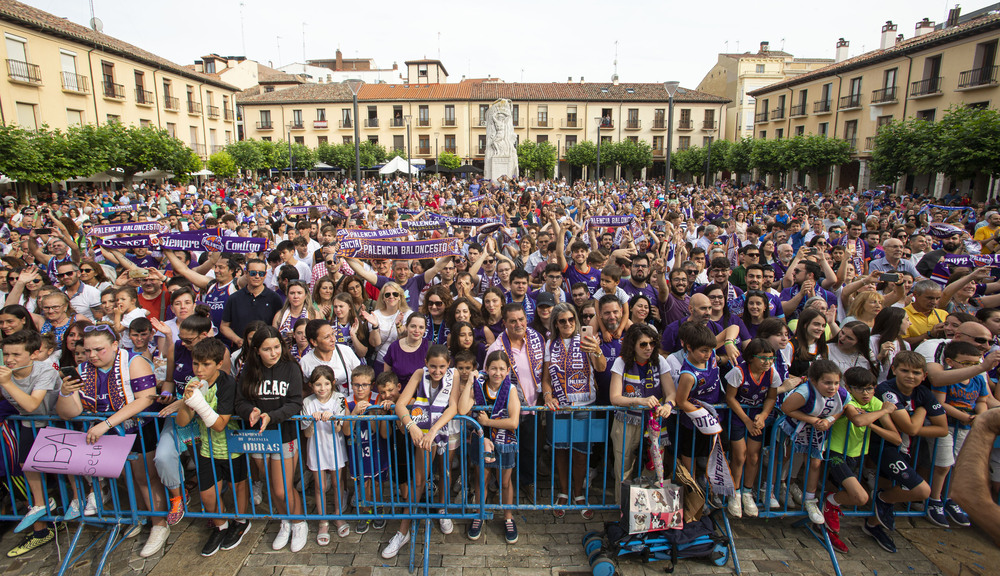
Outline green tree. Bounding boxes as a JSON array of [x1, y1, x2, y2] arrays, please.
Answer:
[[933, 105, 1000, 182], [226, 140, 266, 172], [207, 151, 238, 178], [98, 123, 196, 188], [360, 140, 389, 167], [257, 139, 289, 171], [725, 137, 754, 181], [870, 118, 938, 185], [565, 141, 597, 169], [386, 148, 407, 160], [516, 141, 556, 178], [437, 151, 462, 170], [0, 124, 40, 184], [289, 142, 316, 171], [317, 142, 354, 171], [705, 139, 730, 177], [749, 138, 785, 179], [613, 139, 654, 178]]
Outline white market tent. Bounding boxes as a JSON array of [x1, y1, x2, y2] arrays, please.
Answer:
[[191, 169, 214, 177], [379, 157, 424, 175]]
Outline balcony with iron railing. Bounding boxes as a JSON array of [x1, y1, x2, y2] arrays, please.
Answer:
[[193, 144, 206, 156], [842, 136, 857, 150], [224, 108, 234, 121], [652, 148, 665, 157], [444, 146, 457, 154], [364, 118, 379, 128], [211, 144, 226, 154], [187, 100, 202, 115], [164, 96, 179, 111], [957, 65, 998, 89], [703, 120, 718, 130], [290, 121, 305, 130], [864, 136, 876, 151], [417, 146, 431, 155], [338, 119, 353, 129], [599, 119, 614, 129], [677, 120, 693, 130], [838, 94, 862, 110], [871, 86, 898, 104], [256, 121, 273, 130], [561, 118, 583, 129], [789, 103, 807, 117], [442, 118, 457, 127], [417, 118, 430, 127], [770, 108, 785, 121], [135, 87, 154, 106], [513, 119, 521, 128], [60, 72, 89, 93], [909, 77, 943, 97], [207, 105, 220, 118], [6, 59, 41, 84], [474, 118, 487, 128], [754, 111, 769, 123], [103, 81, 125, 100], [313, 120, 329, 129], [651, 120, 667, 130], [532, 118, 552, 129], [389, 118, 405, 128], [625, 119, 641, 130], [814, 99, 832, 113]]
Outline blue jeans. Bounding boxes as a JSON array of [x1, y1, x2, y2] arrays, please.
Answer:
[[154, 420, 183, 491]]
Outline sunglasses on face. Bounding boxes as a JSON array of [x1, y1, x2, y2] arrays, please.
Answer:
[[960, 333, 991, 345], [247, 270, 266, 277], [637, 341, 655, 349], [582, 313, 595, 320], [383, 292, 400, 299], [56, 271, 76, 278], [427, 300, 444, 308], [556, 317, 575, 326], [80, 268, 94, 273]]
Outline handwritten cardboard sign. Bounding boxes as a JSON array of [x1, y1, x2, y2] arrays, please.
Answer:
[[226, 429, 283, 453], [22, 428, 135, 478]]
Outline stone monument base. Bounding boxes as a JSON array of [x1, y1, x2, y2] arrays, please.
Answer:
[[486, 157, 518, 181]]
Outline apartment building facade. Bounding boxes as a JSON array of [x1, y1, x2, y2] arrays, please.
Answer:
[[0, 0, 238, 158], [238, 80, 729, 179], [748, 10, 1000, 196], [697, 41, 834, 141]]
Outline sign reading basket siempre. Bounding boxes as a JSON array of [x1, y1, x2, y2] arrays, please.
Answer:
[[226, 429, 283, 453], [22, 428, 136, 478], [337, 237, 463, 260]]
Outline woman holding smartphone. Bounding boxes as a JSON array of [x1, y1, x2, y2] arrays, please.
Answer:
[[55, 323, 170, 558]]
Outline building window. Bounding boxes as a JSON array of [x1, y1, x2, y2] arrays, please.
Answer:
[[678, 136, 691, 149], [15, 102, 36, 130], [567, 105, 578, 127], [756, 64, 765, 73], [100, 61, 116, 97], [165, 123, 176, 137], [60, 50, 81, 91], [818, 122, 828, 136], [444, 135, 456, 153], [368, 135, 379, 144], [479, 104, 488, 125], [66, 109, 83, 127], [393, 135, 404, 151], [189, 126, 199, 147], [601, 135, 612, 144], [537, 135, 548, 143], [444, 105, 455, 125], [758, 131, 766, 139], [600, 108, 613, 127], [261, 136, 271, 141], [917, 109, 936, 122], [537, 105, 548, 127], [204, 60, 215, 74], [876, 115, 893, 131], [318, 136, 328, 145], [292, 110, 303, 127], [478, 134, 487, 154], [628, 136, 638, 143], [679, 109, 691, 127], [627, 108, 639, 129], [653, 108, 665, 128], [512, 104, 519, 126], [294, 136, 304, 145], [795, 125, 804, 136], [775, 128, 783, 140], [418, 135, 430, 154], [565, 135, 577, 148], [140, 119, 151, 128], [343, 136, 353, 144], [652, 135, 664, 151], [106, 114, 121, 124], [317, 108, 326, 121], [342, 108, 352, 128], [264, 86, 274, 93], [260, 110, 271, 127], [418, 105, 429, 126], [418, 64, 428, 77]]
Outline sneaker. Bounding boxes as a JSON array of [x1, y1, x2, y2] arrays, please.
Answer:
[[201, 526, 227, 557], [708, 491, 725, 510], [741, 491, 759, 518], [944, 499, 971, 527], [252, 481, 263, 506], [15, 502, 52, 533], [827, 528, 849, 554], [83, 492, 99, 517], [64, 498, 82, 521], [381, 531, 410, 559], [760, 489, 780, 510], [873, 490, 896, 532], [504, 519, 518, 544], [221, 521, 251, 550], [290, 522, 308, 553], [862, 522, 897, 553], [804, 499, 824, 525], [272, 520, 291, 550], [438, 510, 454, 535], [122, 522, 144, 539], [467, 518, 483, 541], [925, 499, 949, 528], [788, 484, 803, 506], [355, 518, 370, 535], [372, 517, 386, 530], [6, 528, 54, 558], [726, 494, 742, 518], [140, 525, 170, 558], [166, 496, 185, 526], [823, 500, 842, 534]]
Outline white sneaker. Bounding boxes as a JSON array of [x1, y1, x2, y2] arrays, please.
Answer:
[[742, 492, 759, 517], [140, 525, 170, 558], [252, 481, 263, 506], [804, 498, 824, 525], [290, 522, 308, 552], [83, 492, 99, 516], [272, 520, 291, 550], [439, 510, 454, 534], [726, 494, 742, 518], [122, 522, 144, 539], [381, 531, 410, 559], [789, 484, 803, 507], [760, 490, 780, 510], [64, 498, 82, 520]]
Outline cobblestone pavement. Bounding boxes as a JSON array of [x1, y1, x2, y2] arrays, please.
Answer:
[[0, 509, 951, 576]]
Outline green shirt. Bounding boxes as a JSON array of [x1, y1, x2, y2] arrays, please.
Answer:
[[829, 395, 882, 458], [196, 382, 242, 461]]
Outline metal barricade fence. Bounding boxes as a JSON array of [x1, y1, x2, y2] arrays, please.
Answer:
[[0, 403, 971, 576]]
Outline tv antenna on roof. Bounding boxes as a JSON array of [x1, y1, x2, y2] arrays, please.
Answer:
[[88, 0, 102, 32], [611, 40, 619, 83]]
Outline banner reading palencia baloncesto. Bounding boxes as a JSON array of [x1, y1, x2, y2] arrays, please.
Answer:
[[337, 237, 462, 260]]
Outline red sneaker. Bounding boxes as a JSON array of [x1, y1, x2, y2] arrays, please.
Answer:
[[823, 500, 842, 534], [827, 527, 849, 554]]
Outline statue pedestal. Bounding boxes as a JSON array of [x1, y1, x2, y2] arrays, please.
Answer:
[[486, 157, 517, 181]]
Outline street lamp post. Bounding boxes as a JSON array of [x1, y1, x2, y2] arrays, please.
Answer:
[[404, 114, 413, 189], [556, 136, 561, 180], [347, 80, 363, 193], [663, 81, 679, 187], [287, 124, 294, 180], [594, 117, 603, 189]]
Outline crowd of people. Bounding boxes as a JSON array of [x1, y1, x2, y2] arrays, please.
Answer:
[[0, 174, 997, 563]]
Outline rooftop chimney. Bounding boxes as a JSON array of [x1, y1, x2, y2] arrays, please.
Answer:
[[915, 18, 935, 37], [580, 76, 584, 84], [947, 5, 962, 28], [335, 49, 343, 70], [880, 21, 898, 49], [760, 41, 769, 53], [568, 76, 572, 82], [896, 34, 904, 45], [835, 38, 850, 63]]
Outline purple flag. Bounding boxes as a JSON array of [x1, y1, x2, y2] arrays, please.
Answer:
[[285, 205, 328, 216], [590, 215, 635, 228], [429, 214, 501, 227], [337, 228, 409, 240], [101, 204, 144, 215], [88, 221, 167, 237], [338, 237, 462, 260], [402, 220, 446, 231]]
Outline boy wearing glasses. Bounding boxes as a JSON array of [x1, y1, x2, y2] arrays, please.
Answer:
[[926, 341, 991, 528]]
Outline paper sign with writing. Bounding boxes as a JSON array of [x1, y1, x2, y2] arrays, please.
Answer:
[[22, 428, 136, 478], [226, 429, 283, 453]]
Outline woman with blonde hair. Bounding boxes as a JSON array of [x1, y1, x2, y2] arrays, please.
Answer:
[[273, 280, 322, 339], [842, 290, 884, 328], [371, 281, 410, 375], [39, 291, 86, 348]]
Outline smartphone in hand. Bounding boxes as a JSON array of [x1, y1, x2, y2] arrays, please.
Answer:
[[60, 366, 82, 382], [581, 326, 595, 340]]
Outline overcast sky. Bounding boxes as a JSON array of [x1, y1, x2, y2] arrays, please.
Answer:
[[27, 0, 981, 88]]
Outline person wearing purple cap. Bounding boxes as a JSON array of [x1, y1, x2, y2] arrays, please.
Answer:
[[916, 224, 967, 279]]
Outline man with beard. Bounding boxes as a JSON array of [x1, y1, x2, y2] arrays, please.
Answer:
[[744, 263, 784, 318], [659, 293, 740, 357], [657, 268, 691, 326], [619, 254, 659, 311], [917, 225, 967, 280]]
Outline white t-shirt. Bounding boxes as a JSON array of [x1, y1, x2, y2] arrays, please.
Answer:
[[301, 393, 348, 472], [827, 345, 871, 378], [299, 345, 361, 395], [373, 308, 401, 363], [65, 283, 102, 322]]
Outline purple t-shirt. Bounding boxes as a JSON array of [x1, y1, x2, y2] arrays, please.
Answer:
[[563, 264, 601, 296], [383, 339, 430, 387], [79, 353, 156, 414], [376, 274, 427, 312]]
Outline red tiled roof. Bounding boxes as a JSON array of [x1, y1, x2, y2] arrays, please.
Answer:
[[749, 12, 1000, 96], [237, 81, 729, 105], [0, 0, 237, 91]]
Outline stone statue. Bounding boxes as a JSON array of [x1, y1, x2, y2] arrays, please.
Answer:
[[485, 99, 518, 180]]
